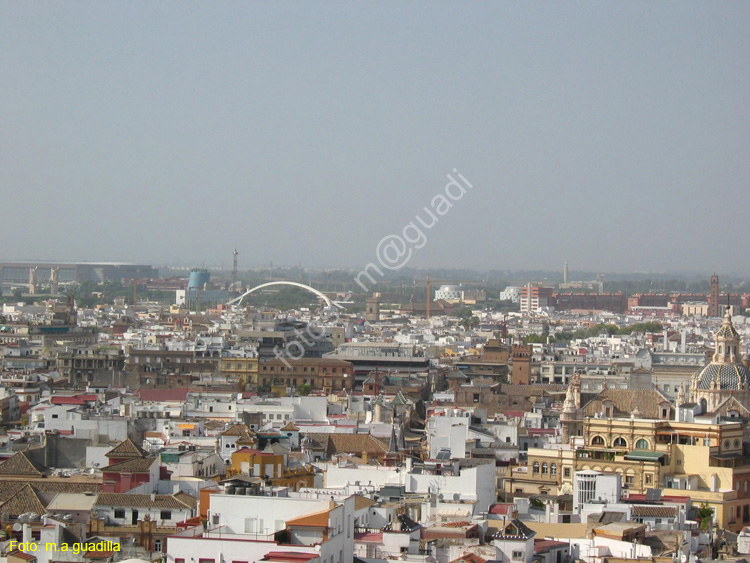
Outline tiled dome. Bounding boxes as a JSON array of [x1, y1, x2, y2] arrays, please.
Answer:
[[692, 362, 750, 390]]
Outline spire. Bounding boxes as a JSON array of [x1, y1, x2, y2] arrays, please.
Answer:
[[713, 309, 741, 364], [562, 381, 577, 414]]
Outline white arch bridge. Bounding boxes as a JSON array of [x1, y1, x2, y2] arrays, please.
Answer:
[[226, 281, 346, 309]]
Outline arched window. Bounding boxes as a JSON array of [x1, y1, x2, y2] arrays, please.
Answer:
[[542, 463, 549, 474], [533, 462, 539, 474], [551, 463, 557, 476], [635, 439, 649, 450], [613, 437, 627, 448], [592, 436, 605, 446]]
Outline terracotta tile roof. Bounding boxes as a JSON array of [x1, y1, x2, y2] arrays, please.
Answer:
[[102, 457, 157, 473], [137, 388, 191, 402], [261, 553, 318, 562], [50, 396, 86, 405], [9, 551, 37, 561], [237, 430, 256, 445], [105, 439, 147, 459], [280, 422, 299, 431], [326, 434, 388, 457], [286, 507, 331, 528], [0, 483, 47, 515], [354, 495, 377, 511], [95, 492, 197, 509], [174, 491, 199, 508], [221, 423, 249, 437], [631, 505, 678, 518], [0, 452, 47, 477], [582, 388, 672, 419]]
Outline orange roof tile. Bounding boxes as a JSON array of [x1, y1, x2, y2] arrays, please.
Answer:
[[286, 507, 331, 528]]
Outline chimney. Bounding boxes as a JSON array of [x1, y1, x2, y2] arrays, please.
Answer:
[[22, 523, 31, 545]]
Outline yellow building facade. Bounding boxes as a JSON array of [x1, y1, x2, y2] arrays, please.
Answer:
[[220, 356, 259, 390], [505, 417, 750, 531]]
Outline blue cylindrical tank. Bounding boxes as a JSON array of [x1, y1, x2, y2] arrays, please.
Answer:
[[188, 269, 211, 289]]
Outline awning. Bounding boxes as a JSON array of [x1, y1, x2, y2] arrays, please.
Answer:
[[178, 424, 195, 429], [625, 450, 666, 461]]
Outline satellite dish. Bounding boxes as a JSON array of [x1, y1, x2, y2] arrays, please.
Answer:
[[12, 523, 22, 531], [453, 493, 461, 501], [438, 494, 444, 500]]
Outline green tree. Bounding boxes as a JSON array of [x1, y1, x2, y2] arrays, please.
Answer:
[[296, 383, 312, 396], [695, 503, 713, 530]]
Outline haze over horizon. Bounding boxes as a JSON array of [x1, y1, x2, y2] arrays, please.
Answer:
[[2, 3, 749, 274]]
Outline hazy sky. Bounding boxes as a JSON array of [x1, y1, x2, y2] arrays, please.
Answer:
[[2, 2, 749, 274]]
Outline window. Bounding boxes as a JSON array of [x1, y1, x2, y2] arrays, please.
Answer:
[[199, 559, 215, 563], [646, 474, 652, 485], [625, 475, 634, 485], [635, 439, 649, 450], [153, 539, 162, 552], [532, 462, 539, 474], [564, 468, 571, 478], [176, 559, 185, 563], [725, 440, 731, 449], [512, 551, 525, 560], [160, 510, 171, 520], [613, 437, 627, 448], [114, 509, 125, 518], [551, 463, 557, 476], [592, 436, 605, 446], [51, 414, 59, 419], [542, 462, 548, 474]]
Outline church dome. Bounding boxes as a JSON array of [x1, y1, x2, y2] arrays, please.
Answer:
[[691, 310, 750, 390], [692, 362, 750, 390]]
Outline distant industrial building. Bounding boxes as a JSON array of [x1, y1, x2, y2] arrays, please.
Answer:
[[554, 292, 628, 314], [434, 284, 486, 304], [0, 261, 157, 287], [175, 269, 232, 310], [499, 286, 521, 303]]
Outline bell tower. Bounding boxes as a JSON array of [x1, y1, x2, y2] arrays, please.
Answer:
[[708, 273, 720, 317]]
